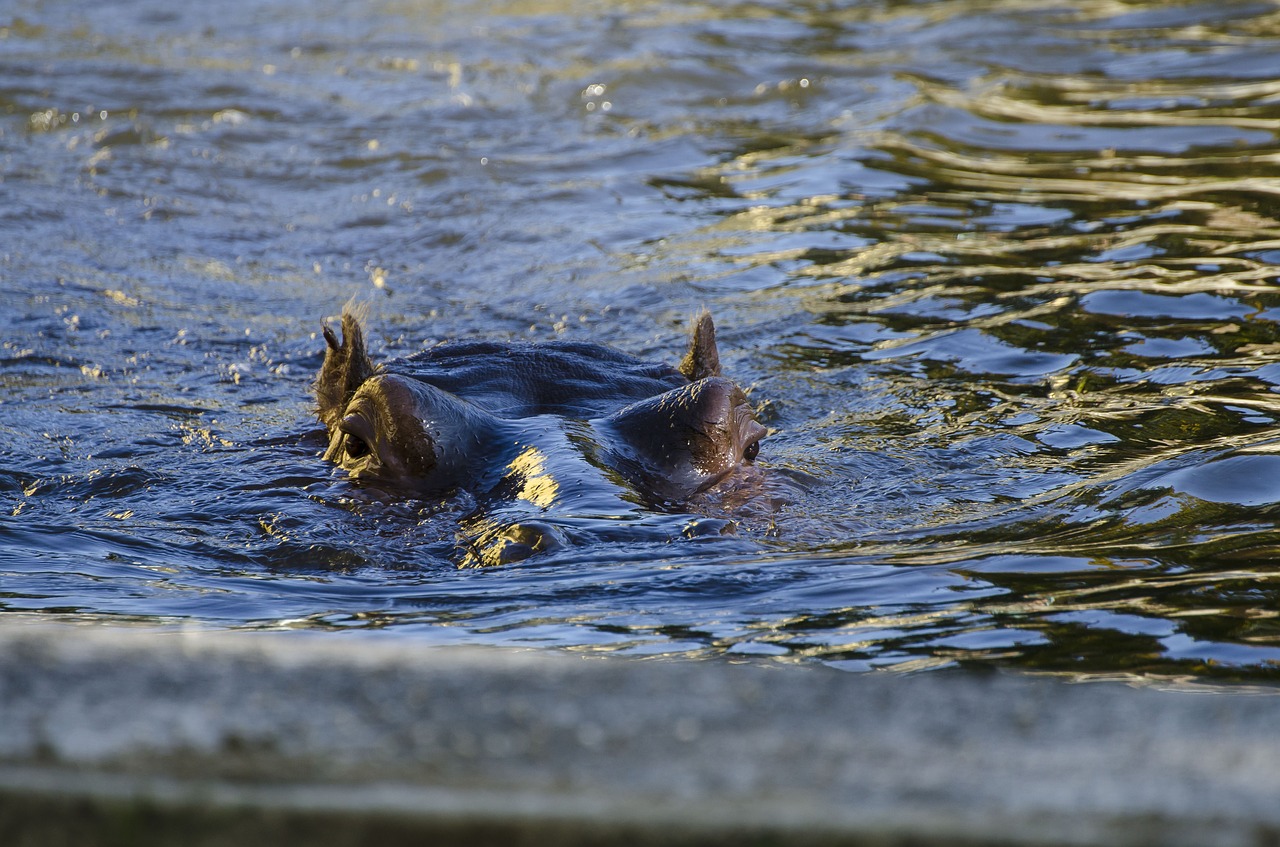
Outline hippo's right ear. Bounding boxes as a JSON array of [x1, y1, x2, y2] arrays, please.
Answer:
[[678, 310, 722, 381], [315, 310, 377, 432]]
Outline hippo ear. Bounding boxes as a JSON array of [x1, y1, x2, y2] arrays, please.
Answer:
[[315, 309, 377, 432], [678, 310, 722, 381]]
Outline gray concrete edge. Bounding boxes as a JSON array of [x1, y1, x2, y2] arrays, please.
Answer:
[[1, 621, 1278, 846]]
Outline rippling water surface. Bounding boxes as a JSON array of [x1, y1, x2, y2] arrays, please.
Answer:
[[6, 0, 1280, 680]]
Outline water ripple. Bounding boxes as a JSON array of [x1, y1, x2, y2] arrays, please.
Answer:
[[4, 0, 1280, 681]]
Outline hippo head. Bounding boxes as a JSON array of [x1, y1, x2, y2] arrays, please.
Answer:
[[314, 309, 766, 536], [321, 373, 498, 490], [317, 317, 501, 493], [600, 376, 765, 503]]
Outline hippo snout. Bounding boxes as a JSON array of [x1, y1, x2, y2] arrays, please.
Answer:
[[461, 520, 569, 567]]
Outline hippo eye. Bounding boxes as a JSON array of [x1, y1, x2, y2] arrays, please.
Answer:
[[744, 439, 760, 462], [344, 434, 370, 460]]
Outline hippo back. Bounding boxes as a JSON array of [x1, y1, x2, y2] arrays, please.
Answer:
[[384, 340, 689, 418]]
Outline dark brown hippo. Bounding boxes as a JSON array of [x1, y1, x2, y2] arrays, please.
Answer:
[[314, 309, 767, 563]]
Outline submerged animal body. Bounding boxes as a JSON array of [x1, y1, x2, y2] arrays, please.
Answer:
[[314, 310, 767, 563]]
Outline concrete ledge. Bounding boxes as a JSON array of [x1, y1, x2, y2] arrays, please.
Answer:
[[1, 623, 1278, 846]]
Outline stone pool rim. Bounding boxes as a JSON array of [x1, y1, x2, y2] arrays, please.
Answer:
[[2, 620, 1278, 846]]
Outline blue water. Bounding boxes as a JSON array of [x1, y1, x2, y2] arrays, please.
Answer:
[[6, 0, 1280, 679]]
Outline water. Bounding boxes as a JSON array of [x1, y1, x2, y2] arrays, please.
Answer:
[[5, 0, 1280, 681]]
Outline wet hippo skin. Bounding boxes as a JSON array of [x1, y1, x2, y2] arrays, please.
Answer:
[[314, 309, 766, 563]]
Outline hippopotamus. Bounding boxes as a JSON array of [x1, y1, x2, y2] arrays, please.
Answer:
[[314, 309, 767, 564]]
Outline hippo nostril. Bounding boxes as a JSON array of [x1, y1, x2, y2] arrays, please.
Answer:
[[476, 521, 568, 566], [506, 521, 566, 553], [744, 439, 760, 462], [682, 517, 736, 538], [495, 541, 537, 565]]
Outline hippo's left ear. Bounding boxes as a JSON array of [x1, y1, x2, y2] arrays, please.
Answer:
[[315, 309, 377, 432], [679, 310, 721, 381]]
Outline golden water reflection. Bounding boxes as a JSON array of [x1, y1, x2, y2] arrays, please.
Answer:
[[507, 444, 560, 510]]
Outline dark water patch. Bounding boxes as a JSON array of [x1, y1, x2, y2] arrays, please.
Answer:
[[107, 402, 212, 417], [1081, 290, 1254, 320]]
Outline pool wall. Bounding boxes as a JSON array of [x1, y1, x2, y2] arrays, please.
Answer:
[[1, 622, 1277, 846]]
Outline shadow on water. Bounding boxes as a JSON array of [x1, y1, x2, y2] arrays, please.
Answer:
[[4, 0, 1280, 680]]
